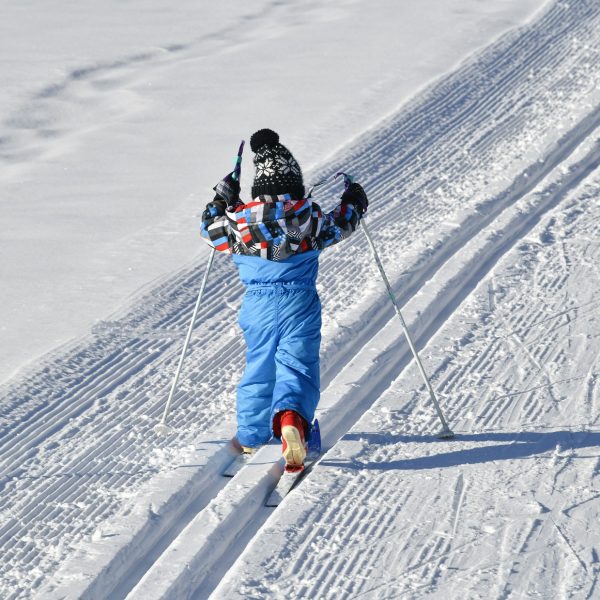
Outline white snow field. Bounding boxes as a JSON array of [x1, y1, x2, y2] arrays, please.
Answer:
[[0, 0, 546, 386], [2, 0, 600, 598]]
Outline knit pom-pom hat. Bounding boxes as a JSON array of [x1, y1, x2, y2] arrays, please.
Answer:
[[250, 129, 305, 200]]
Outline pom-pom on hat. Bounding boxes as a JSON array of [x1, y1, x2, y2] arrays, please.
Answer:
[[250, 128, 305, 200]]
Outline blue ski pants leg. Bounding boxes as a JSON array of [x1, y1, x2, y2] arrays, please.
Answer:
[[236, 285, 321, 448]]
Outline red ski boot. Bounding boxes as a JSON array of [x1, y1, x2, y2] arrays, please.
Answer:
[[275, 410, 307, 473]]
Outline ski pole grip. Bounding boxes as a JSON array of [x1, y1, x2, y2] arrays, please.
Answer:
[[232, 140, 245, 181], [334, 171, 354, 189]]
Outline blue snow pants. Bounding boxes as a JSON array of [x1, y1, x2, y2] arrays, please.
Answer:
[[233, 254, 322, 448]]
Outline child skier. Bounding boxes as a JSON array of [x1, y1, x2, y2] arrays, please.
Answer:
[[201, 129, 368, 471]]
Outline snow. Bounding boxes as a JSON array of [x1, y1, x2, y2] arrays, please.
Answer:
[[0, 0, 546, 385], [213, 117, 600, 600], [3, 0, 600, 599]]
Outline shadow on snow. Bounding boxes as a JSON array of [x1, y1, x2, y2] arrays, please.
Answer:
[[320, 429, 600, 471]]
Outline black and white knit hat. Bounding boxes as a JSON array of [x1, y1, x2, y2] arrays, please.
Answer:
[[250, 129, 305, 199]]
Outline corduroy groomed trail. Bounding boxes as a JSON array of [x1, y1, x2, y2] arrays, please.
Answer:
[[1, 1, 600, 598]]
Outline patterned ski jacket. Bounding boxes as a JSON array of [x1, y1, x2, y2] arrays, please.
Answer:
[[201, 193, 361, 261]]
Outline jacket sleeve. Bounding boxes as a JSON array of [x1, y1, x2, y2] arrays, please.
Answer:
[[200, 206, 235, 253], [312, 201, 362, 250]]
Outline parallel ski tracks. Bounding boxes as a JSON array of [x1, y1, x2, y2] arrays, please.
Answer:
[[132, 11, 600, 599], [2, 1, 600, 597]]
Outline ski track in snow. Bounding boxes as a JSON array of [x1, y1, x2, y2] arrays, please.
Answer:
[[210, 167, 600, 598], [216, 177, 600, 599], [2, 1, 600, 598]]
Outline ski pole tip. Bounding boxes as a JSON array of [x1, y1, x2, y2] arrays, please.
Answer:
[[154, 422, 174, 436], [437, 428, 455, 440]]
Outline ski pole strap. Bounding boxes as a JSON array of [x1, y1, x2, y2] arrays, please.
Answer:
[[306, 170, 354, 198]]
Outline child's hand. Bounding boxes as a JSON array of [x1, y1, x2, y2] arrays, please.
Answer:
[[341, 182, 369, 215], [203, 198, 227, 219], [213, 172, 241, 206]]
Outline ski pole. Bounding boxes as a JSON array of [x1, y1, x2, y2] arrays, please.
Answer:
[[361, 220, 454, 438], [155, 140, 244, 435], [154, 248, 216, 435], [335, 172, 454, 439]]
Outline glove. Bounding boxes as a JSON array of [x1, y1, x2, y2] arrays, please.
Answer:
[[202, 197, 227, 220], [341, 182, 368, 215], [213, 172, 241, 206]]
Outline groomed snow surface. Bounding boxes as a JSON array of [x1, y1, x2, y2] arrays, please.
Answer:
[[2, 0, 600, 598]]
